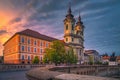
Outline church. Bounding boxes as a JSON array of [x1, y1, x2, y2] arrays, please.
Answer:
[[3, 5, 84, 64], [63, 5, 85, 64]]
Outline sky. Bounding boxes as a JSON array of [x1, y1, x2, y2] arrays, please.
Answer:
[[0, 0, 120, 56]]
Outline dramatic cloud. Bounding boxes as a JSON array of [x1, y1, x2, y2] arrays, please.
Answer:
[[0, 0, 120, 56]]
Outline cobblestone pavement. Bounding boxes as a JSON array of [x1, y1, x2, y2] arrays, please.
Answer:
[[0, 70, 28, 80]]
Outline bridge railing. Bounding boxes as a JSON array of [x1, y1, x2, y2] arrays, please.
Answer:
[[0, 64, 45, 72]]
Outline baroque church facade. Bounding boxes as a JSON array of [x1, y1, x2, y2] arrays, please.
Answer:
[[64, 5, 85, 64]]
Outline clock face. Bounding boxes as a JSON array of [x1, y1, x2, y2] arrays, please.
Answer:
[[76, 26, 81, 31]]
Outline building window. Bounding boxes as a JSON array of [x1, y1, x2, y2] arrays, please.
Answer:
[[72, 24, 74, 30], [28, 39, 30, 44], [66, 24, 68, 30], [22, 46, 24, 51], [22, 55, 24, 60], [40, 42, 42, 46], [34, 48, 36, 52], [21, 37, 24, 43], [34, 40, 37, 45], [66, 38, 68, 42], [79, 39, 81, 43], [40, 49, 42, 53], [28, 56, 30, 60], [28, 47, 30, 52], [40, 57, 42, 61], [72, 38, 74, 42], [79, 50, 81, 56], [46, 43, 48, 47]]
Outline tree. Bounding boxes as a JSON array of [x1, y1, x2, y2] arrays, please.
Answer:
[[65, 47, 77, 64], [32, 56, 39, 64], [102, 53, 108, 57], [43, 40, 78, 66], [89, 56, 94, 65], [43, 40, 66, 65], [109, 52, 116, 61]]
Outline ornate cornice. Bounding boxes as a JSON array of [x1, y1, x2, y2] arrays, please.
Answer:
[[66, 42, 84, 48], [64, 33, 84, 41]]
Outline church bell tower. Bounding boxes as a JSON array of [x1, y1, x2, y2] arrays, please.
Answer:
[[64, 3, 84, 64], [64, 3, 75, 44]]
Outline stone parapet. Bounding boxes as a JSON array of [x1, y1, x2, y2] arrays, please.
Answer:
[[26, 66, 119, 80]]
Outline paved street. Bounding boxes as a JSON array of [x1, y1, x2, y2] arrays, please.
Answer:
[[0, 70, 28, 80]]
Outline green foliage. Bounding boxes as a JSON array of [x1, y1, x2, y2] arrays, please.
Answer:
[[43, 40, 78, 65], [103, 62, 108, 65], [95, 61, 102, 65], [43, 40, 66, 65], [32, 56, 39, 64], [65, 47, 77, 64], [89, 56, 94, 65]]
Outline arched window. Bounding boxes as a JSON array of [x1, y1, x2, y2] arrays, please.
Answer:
[[66, 38, 68, 42], [72, 24, 74, 30], [72, 38, 74, 42], [66, 24, 68, 30]]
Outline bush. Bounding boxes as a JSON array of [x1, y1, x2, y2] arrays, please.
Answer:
[[102, 62, 108, 65], [32, 56, 39, 64], [89, 62, 93, 65]]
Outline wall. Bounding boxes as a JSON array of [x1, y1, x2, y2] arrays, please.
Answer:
[[0, 64, 45, 72], [26, 65, 120, 80]]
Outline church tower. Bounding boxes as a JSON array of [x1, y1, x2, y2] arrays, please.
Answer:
[[64, 3, 75, 44], [74, 14, 85, 64], [64, 4, 84, 64]]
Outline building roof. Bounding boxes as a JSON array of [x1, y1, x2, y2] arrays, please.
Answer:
[[102, 56, 110, 60], [84, 53, 89, 56], [116, 56, 120, 60], [84, 50, 99, 55], [17, 29, 58, 41], [3, 29, 58, 46]]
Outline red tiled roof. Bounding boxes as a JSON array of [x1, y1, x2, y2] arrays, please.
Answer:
[[84, 50, 98, 54], [102, 56, 110, 60], [17, 29, 58, 41], [116, 56, 120, 60], [3, 29, 58, 45]]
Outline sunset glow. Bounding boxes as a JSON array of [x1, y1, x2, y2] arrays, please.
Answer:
[[0, 0, 120, 56]]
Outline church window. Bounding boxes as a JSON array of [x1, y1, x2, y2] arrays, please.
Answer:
[[66, 38, 68, 42], [79, 50, 81, 55], [72, 24, 74, 30], [79, 39, 80, 43], [66, 24, 68, 30], [72, 38, 74, 42]]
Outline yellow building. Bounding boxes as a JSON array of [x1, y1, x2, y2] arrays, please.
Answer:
[[64, 5, 84, 64], [3, 29, 57, 64]]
